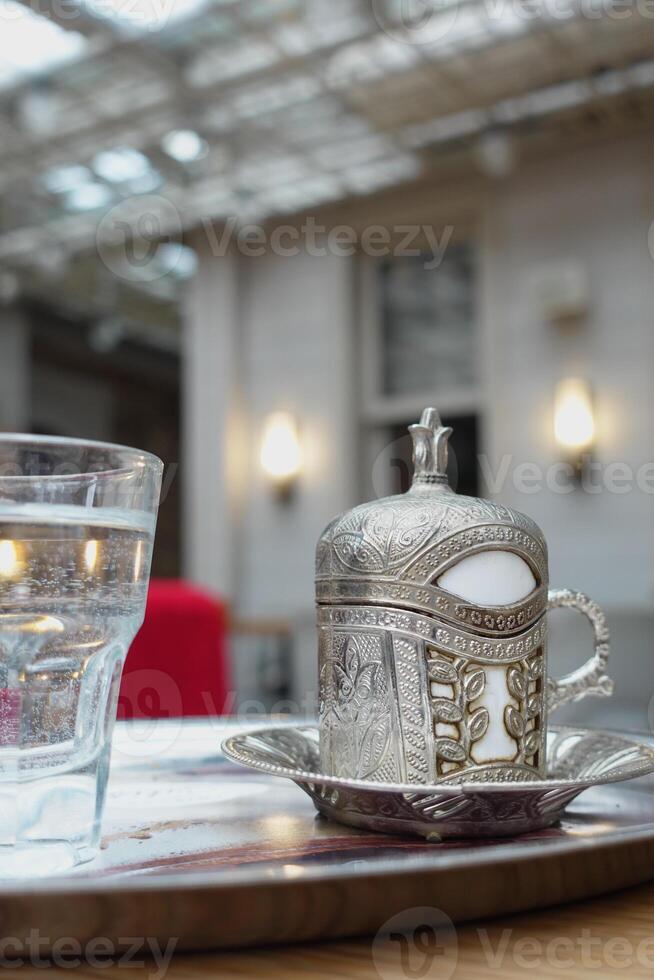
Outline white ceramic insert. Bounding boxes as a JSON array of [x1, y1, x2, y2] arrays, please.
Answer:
[[438, 550, 536, 606]]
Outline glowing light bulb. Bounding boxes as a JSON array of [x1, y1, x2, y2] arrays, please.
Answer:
[[260, 412, 302, 484], [553, 378, 595, 451], [0, 541, 19, 579]]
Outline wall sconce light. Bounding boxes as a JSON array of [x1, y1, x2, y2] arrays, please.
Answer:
[[553, 377, 595, 475], [260, 411, 302, 501]]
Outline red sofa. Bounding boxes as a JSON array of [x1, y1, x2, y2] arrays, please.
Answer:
[[118, 579, 230, 719]]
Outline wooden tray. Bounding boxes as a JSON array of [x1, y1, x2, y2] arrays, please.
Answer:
[[3, 718, 654, 954]]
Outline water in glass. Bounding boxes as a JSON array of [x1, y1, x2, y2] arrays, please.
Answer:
[[0, 440, 160, 877]]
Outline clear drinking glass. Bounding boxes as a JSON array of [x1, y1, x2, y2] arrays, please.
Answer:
[[0, 435, 162, 877]]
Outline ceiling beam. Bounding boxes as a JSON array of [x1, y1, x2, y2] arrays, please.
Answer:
[[1, 72, 653, 265], [0, 7, 383, 167]]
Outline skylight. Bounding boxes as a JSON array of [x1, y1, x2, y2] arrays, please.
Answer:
[[42, 165, 94, 195], [65, 183, 113, 212], [156, 242, 198, 279], [312, 134, 397, 170], [185, 39, 278, 87], [82, 0, 209, 34], [235, 154, 308, 191], [403, 109, 488, 147], [0, 2, 87, 90], [93, 147, 153, 182], [232, 76, 321, 119], [257, 175, 343, 213], [343, 154, 420, 194], [161, 130, 208, 163], [630, 59, 654, 88]]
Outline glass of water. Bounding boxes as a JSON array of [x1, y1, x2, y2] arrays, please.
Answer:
[[0, 435, 162, 877]]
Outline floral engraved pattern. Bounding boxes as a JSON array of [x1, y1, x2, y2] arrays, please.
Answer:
[[393, 637, 433, 783], [453, 590, 547, 633], [330, 499, 439, 574], [321, 605, 544, 664], [328, 636, 392, 780], [403, 524, 547, 584], [427, 649, 544, 776], [319, 492, 548, 583], [429, 654, 489, 776], [504, 653, 544, 764], [333, 644, 377, 709]]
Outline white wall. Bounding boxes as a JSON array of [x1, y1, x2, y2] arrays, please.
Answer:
[[482, 133, 654, 609], [182, 244, 242, 598], [239, 250, 356, 619], [183, 247, 355, 703], [183, 247, 357, 616]]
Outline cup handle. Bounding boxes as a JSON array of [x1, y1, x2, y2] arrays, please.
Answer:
[[546, 588, 614, 712]]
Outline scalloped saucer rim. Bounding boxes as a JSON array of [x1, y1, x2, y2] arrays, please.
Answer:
[[222, 724, 654, 795]]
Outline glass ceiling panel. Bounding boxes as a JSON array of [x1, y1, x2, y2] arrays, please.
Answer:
[[0, 2, 87, 90], [1, 0, 652, 272], [185, 38, 278, 86], [232, 76, 321, 118], [82, 0, 210, 34], [343, 153, 420, 193], [241, 0, 298, 24]]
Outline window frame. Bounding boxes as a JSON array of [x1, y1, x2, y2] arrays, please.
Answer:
[[357, 238, 483, 501]]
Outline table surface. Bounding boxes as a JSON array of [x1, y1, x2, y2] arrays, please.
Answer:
[[10, 719, 654, 975], [45, 880, 654, 978]]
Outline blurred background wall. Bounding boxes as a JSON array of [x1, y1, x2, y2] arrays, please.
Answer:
[[0, 0, 653, 724]]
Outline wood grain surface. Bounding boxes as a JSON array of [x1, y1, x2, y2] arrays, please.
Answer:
[[14, 880, 654, 979]]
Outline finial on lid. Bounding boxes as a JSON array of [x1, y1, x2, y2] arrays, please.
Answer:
[[409, 407, 453, 488]]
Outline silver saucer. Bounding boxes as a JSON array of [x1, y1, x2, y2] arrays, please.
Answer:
[[222, 724, 654, 840]]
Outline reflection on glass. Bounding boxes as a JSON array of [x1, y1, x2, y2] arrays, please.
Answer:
[[0, 541, 19, 579]]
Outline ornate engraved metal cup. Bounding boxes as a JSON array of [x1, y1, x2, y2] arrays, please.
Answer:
[[316, 409, 613, 784]]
